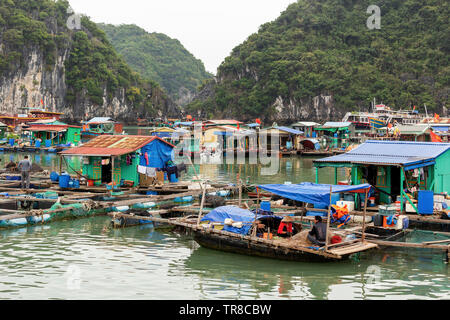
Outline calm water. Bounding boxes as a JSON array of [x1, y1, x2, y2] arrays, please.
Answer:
[[0, 130, 448, 300]]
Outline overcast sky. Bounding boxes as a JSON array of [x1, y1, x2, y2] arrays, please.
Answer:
[[68, 0, 297, 73]]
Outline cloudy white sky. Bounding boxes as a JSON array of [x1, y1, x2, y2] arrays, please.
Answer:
[[68, 0, 298, 74]]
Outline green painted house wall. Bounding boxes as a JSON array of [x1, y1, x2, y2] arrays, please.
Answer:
[[32, 127, 81, 146], [82, 152, 140, 187], [66, 127, 81, 145], [434, 150, 450, 194]]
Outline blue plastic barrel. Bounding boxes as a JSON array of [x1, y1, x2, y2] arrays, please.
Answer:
[[418, 191, 434, 215], [59, 174, 70, 188], [260, 201, 271, 212], [50, 172, 59, 182], [9, 139, 15, 147], [73, 180, 80, 189], [45, 140, 52, 148], [331, 193, 340, 205], [35, 140, 41, 148], [169, 173, 179, 183]]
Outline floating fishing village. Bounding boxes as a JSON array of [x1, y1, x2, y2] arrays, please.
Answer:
[[0, 0, 449, 302], [0, 104, 448, 269]]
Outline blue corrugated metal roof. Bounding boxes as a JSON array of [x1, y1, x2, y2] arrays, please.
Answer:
[[276, 126, 304, 135], [431, 126, 450, 132], [315, 140, 450, 166]]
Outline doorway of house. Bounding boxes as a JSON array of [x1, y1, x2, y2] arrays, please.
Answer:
[[101, 158, 112, 183], [391, 166, 401, 201]]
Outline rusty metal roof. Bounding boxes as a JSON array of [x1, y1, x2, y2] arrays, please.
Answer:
[[60, 135, 173, 156]]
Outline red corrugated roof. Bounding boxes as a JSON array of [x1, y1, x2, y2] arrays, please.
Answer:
[[60, 135, 174, 156], [26, 124, 81, 132]]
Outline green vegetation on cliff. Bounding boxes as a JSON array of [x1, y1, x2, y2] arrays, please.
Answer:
[[0, 0, 171, 118], [188, 0, 449, 120], [99, 23, 213, 104]]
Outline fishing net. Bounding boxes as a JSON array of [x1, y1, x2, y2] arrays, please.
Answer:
[[205, 195, 226, 208], [45, 203, 92, 219], [30, 163, 44, 173]]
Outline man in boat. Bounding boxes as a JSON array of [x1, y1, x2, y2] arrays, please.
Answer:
[[18, 155, 31, 189], [307, 216, 328, 246]]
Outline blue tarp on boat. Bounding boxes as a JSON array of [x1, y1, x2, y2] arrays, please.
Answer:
[[201, 206, 282, 235], [257, 183, 371, 208]]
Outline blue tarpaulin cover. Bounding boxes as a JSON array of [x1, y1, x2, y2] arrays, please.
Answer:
[[201, 206, 281, 235], [139, 139, 174, 168], [258, 183, 371, 207]]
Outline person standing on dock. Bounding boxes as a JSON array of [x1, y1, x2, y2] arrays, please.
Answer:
[[18, 156, 31, 189]]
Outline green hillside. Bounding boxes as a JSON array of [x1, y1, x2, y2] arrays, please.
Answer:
[[0, 0, 173, 120], [188, 0, 449, 121], [99, 23, 213, 104]]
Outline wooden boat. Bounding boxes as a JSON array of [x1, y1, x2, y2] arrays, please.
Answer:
[[192, 227, 377, 262]]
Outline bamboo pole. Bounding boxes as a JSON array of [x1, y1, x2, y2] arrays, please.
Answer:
[[196, 184, 207, 227], [325, 185, 332, 252]]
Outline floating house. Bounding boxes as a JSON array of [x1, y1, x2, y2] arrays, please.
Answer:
[[291, 122, 320, 138], [315, 122, 355, 149], [26, 119, 81, 147], [0, 109, 64, 127], [314, 141, 450, 213], [259, 126, 304, 151], [81, 117, 124, 141], [60, 135, 175, 187], [150, 127, 176, 139], [376, 124, 432, 142]]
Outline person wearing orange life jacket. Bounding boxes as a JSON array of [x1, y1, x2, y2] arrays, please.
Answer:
[[277, 216, 294, 238]]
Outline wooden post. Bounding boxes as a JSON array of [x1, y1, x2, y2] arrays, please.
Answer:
[[111, 156, 115, 186], [361, 188, 369, 243], [325, 185, 332, 252], [238, 165, 242, 207], [315, 167, 319, 184], [252, 186, 260, 237], [400, 167, 405, 213], [59, 155, 63, 175], [334, 167, 338, 185]]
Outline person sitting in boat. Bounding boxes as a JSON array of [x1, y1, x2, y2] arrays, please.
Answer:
[[277, 216, 294, 238], [307, 216, 328, 246]]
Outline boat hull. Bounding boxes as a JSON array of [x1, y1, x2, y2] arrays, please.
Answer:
[[193, 231, 342, 262]]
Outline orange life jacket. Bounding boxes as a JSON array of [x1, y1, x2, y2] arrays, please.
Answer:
[[277, 222, 293, 235]]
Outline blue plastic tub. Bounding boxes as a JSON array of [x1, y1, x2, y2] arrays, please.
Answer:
[[45, 140, 52, 148], [35, 140, 41, 148], [59, 174, 70, 188], [9, 139, 15, 147]]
